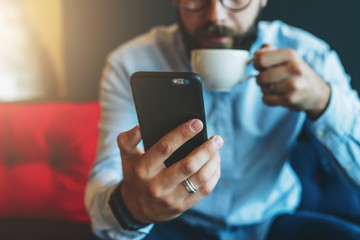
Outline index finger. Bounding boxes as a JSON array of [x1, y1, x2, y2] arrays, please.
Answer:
[[141, 119, 204, 171], [117, 125, 144, 160], [254, 48, 299, 71]]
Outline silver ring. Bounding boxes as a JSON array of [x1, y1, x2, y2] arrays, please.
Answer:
[[183, 178, 197, 194]]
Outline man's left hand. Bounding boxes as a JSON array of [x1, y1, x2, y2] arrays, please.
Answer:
[[254, 44, 331, 120]]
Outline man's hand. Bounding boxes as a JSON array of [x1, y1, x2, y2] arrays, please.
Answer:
[[116, 119, 223, 224], [254, 44, 331, 120]]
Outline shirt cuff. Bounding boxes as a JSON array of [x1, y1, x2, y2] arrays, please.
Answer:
[[310, 83, 348, 143], [309, 84, 360, 186], [94, 183, 154, 240]]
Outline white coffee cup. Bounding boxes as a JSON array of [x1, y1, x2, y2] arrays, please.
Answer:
[[191, 49, 253, 92]]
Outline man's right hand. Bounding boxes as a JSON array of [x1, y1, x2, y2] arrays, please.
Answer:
[[116, 119, 223, 225]]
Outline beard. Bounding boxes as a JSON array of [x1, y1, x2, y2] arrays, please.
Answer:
[[177, 9, 262, 56]]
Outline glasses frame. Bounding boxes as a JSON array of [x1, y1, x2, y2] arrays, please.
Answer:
[[178, 0, 252, 12]]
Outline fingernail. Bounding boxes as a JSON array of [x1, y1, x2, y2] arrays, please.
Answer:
[[190, 120, 203, 132], [213, 136, 223, 148]]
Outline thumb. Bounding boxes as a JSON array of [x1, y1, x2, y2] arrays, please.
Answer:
[[253, 44, 277, 71], [254, 43, 276, 55], [117, 125, 144, 160]]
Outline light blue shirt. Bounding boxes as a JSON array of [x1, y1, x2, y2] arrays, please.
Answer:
[[85, 20, 360, 240]]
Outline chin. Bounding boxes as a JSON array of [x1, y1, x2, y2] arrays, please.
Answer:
[[199, 40, 234, 49]]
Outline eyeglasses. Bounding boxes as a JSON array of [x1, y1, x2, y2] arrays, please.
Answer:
[[178, 0, 252, 12]]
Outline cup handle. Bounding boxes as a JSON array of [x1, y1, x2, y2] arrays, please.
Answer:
[[238, 56, 256, 83], [246, 56, 254, 65], [240, 75, 256, 83]]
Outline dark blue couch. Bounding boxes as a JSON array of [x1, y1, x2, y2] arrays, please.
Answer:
[[291, 121, 360, 225], [262, 0, 360, 227]]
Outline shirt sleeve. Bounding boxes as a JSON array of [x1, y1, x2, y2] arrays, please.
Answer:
[[309, 49, 360, 187], [85, 55, 154, 240]]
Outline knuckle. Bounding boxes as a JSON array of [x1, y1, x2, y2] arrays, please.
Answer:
[[202, 184, 214, 196], [262, 95, 271, 105], [290, 92, 299, 104], [203, 141, 216, 156], [134, 165, 147, 179], [285, 49, 297, 60], [294, 79, 306, 92], [288, 62, 302, 76], [256, 72, 265, 84], [181, 159, 198, 175], [287, 80, 297, 92], [148, 184, 162, 199], [155, 139, 174, 156], [257, 54, 267, 68], [196, 171, 209, 185], [284, 94, 295, 105], [173, 205, 185, 215], [180, 126, 193, 140], [161, 196, 175, 208]]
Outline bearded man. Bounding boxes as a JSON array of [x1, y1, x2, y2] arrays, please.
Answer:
[[85, 0, 360, 239]]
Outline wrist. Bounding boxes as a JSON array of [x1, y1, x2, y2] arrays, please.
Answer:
[[108, 182, 149, 230], [120, 181, 150, 224], [306, 81, 331, 121]]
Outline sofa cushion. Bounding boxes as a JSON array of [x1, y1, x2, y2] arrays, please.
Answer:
[[0, 218, 100, 240], [0, 102, 100, 222], [291, 121, 360, 224]]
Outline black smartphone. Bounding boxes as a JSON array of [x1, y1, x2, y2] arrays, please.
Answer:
[[130, 71, 208, 167]]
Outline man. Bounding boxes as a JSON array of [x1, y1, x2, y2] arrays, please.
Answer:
[[85, 0, 360, 239]]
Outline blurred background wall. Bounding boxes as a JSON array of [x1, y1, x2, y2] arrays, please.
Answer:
[[0, 0, 358, 102], [0, 0, 61, 101], [62, 0, 175, 101], [23, 0, 65, 97], [262, 0, 360, 96]]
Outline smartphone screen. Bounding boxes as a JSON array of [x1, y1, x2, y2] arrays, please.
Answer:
[[130, 71, 208, 167]]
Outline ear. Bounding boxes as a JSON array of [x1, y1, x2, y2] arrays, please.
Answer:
[[261, 0, 268, 8]]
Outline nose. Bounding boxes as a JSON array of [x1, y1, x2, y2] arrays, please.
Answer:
[[205, 0, 227, 24]]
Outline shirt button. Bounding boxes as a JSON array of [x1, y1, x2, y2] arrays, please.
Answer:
[[223, 136, 229, 142], [316, 130, 325, 138], [221, 180, 229, 188], [346, 164, 353, 171]]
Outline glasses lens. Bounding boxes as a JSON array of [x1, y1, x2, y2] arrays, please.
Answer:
[[223, 0, 251, 11], [180, 0, 208, 11]]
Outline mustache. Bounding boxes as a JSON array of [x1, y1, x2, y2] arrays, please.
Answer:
[[195, 23, 240, 38]]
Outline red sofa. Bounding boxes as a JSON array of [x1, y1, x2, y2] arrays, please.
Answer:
[[0, 102, 100, 239], [1, 101, 358, 239]]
